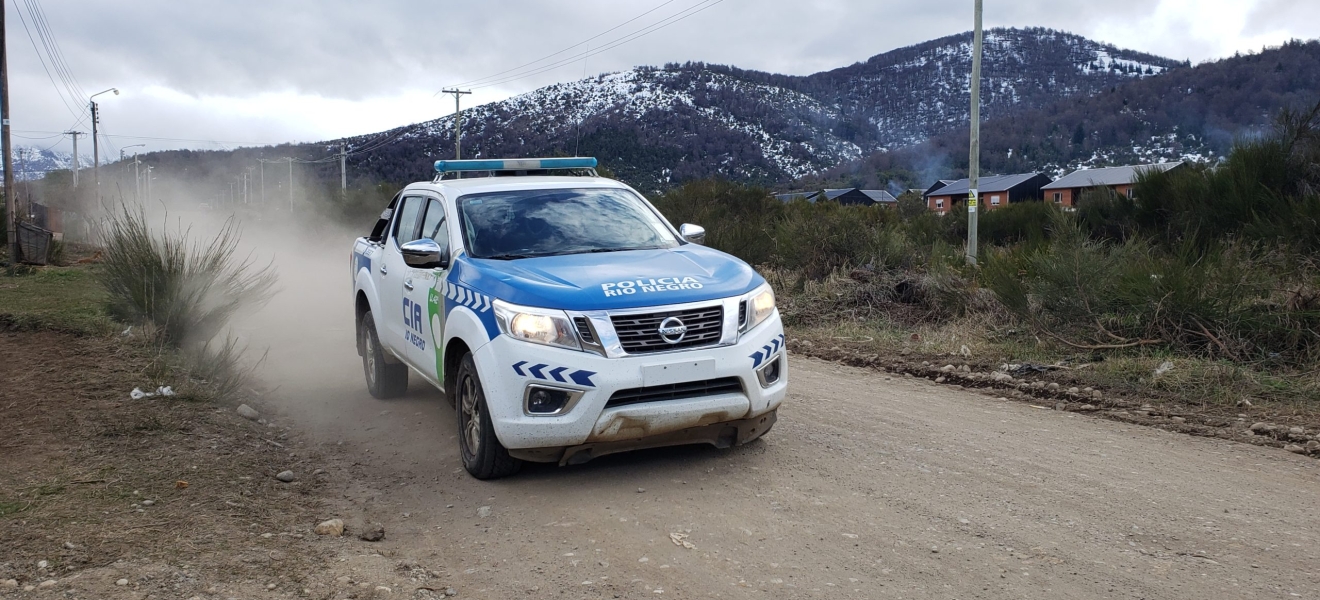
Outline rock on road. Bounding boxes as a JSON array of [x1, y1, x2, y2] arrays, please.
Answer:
[[239, 240, 1320, 598]]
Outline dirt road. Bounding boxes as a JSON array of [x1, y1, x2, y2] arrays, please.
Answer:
[[229, 245, 1320, 600]]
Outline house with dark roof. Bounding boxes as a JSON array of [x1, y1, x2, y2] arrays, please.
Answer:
[[774, 188, 898, 206], [1041, 162, 1184, 208], [923, 179, 956, 198], [923, 173, 1053, 215], [859, 189, 898, 205], [774, 191, 817, 203]]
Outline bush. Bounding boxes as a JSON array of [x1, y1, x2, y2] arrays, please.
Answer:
[[985, 211, 1320, 364], [98, 207, 275, 347], [978, 201, 1058, 247]]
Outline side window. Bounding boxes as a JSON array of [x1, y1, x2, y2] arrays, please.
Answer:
[[393, 196, 424, 245], [420, 198, 449, 250]]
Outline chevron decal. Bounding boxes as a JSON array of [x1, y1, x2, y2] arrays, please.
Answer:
[[446, 283, 492, 313], [510, 361, 597, 388], [749, 334, 787, 368]]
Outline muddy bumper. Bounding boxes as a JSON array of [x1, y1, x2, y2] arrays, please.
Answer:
[[508, 409, 776, 465]]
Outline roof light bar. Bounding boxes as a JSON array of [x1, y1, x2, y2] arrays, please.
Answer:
[[433, 157, 598, 173]]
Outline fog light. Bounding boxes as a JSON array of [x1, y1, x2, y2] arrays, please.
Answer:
[[526, 387, 572, 415], [757, 354, 783, 388]]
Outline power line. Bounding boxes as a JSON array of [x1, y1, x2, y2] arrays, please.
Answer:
[[444, 0, 682, 89], [467, 0, 728, 91], [9, 0, 83, 121], [24, 0, 88, 102], [11, 129, 279, 146]]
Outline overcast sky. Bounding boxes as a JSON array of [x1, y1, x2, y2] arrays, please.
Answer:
[[8, 0, 1318, 161]]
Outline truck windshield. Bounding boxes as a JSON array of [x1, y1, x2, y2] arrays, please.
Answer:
[[457, 188, 680, 259]]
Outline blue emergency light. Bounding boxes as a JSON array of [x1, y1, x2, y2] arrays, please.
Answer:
[[433, 157, 598, 173]]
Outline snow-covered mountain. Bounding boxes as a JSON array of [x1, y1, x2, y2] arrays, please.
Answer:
[[338, 27, 1182, 191], [2, 147, 90, 181]]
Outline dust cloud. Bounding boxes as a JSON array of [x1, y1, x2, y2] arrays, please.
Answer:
[[102, 179, 402, 433]]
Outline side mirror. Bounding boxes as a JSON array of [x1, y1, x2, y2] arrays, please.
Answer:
[[679, 223, 706, 245], [400, 238, 449, 269]]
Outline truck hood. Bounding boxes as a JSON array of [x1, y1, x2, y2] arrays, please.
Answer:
[[450, 245, 765, 311]]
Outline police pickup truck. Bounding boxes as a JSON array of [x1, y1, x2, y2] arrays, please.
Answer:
[[350, 158, 786, 479]]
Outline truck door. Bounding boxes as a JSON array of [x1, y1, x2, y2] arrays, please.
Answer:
[[380, 195, 425, 357], [404, 196, 451, 385]]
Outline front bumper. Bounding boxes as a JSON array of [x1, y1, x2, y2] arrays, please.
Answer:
[[472, 312, 787, 452]]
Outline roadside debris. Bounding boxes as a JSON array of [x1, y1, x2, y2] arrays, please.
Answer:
[[1003, 362, 1056, 376], [275, 470, 296, 483], [129, 385, 175, 400], [669, 532, 697, 550], [236, 404, 261, 420]]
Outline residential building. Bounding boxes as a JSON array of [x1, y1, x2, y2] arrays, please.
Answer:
[[774, 188, 898, 206], [1041, 161, 1184, 208], [923, 173, 1053, 215]]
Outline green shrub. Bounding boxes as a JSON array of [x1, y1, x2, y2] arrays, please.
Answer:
[[985, 211, 1320, 364], [978, 201, 1058, 247], [98, 207, 275, 347]]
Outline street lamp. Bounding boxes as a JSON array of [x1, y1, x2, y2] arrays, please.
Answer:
[[89, 88, 119, 190], [119, 143, 144, 161]]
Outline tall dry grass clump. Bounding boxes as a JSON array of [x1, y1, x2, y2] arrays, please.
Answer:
[[97, 207, 275, 398], [98, 207, 275, 347]]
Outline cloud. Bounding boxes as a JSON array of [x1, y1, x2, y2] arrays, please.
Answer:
[[8, 0, 1318, 158]]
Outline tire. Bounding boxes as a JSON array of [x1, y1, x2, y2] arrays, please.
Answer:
[[359, 310, 409, 399], [455, 352, 522, 479]]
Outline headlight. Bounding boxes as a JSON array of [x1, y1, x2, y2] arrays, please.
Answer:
[[493, 300, 581, 351], [743, 285, 776, 331]]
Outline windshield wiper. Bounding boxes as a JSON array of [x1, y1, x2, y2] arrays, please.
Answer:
[[563, 246, 665, 255], [482, 253, 540, 260]]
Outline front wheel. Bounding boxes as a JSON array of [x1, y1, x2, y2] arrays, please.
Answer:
[[360, 310, 408, 399], [455, 353, 521, 479]]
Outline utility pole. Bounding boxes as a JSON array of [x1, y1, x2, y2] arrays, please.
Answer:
[[88, 88, 118, 193], [259, 160, 265, 205], [133, 155, 140, 202], [2, 0, 16, 267], [64, 131, 83, 187], [287, 158, 293, 212], [441, 89, 472, 173], [90, 102, 97, 189], [339, 141, 347, 191], [965, 0, 984, 265]]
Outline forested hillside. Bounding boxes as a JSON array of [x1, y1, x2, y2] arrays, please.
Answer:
[[810, 39, 1320, 191]]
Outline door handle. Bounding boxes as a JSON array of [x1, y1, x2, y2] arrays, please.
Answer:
[[379, 264, 388, 276], [403, 278, 414, 291]]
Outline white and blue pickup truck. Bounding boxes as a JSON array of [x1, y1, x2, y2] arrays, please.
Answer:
[[350, 158, 786, 479]]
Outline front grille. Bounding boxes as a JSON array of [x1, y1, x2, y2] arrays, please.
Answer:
[[607, 377, 743, 409], [574, 317, 596, 344], [610, 305, 723, 354]]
